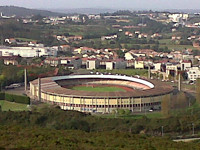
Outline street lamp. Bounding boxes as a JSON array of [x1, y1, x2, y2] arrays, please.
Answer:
[[161, 126, 164, 137], [192, 123, 195, 136]]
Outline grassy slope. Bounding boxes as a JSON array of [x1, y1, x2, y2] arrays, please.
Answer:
[[0, 127, 199, 150], [0, 100, 29, 111]]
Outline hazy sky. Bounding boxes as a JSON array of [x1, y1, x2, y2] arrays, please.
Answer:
[[0, 0, 200, 10]]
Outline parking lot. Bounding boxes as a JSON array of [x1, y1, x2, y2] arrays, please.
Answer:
[[4, 86, 28, 96]]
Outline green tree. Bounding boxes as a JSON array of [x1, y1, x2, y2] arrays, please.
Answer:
[[117, 109, 125, 115], [161, 95, 171, 116], [196, 79, 200, 104]]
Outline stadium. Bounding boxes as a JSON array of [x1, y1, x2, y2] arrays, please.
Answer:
[[30, 74, 174, 113]]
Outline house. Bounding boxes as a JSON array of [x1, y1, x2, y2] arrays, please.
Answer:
[[44, 57, 60, 67], [193, 41, 200, 48], [60, 45, 71, 51], [88, 15, 101, 20], [101, 35, 117, 41], [106, 61, 114, 70], [195, 55, 200, 61], [165, 63, 179, 77], [114, 59, 126, 69], [180, 60, 191, 70], [73, 47, 94, 54], [86, 59, 100, 70], [187, 67, 200, 81], [153, 63, 162, 71], [138, 33, 148, 39], [134, 60, 144, 69], [125, 52, 134, 60], [129, 49, 155, 58], [126, 60, 134, 68], [60, 57, 82, 69], [182, 54, 194, 61], [125, 32, 134, 37], [56, 35, 67, 41], [67, 36, 83, 42], [5, 38, 16, 44], [4, 58, 18, 65], [151, 33, 162, 39], [172, 36, 181, 40]]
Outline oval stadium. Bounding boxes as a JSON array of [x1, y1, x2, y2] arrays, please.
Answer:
[[30, 74, 174, 113]]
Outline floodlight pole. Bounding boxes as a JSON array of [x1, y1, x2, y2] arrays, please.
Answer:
[[38, 78, 41, 101], [192, 123, 195, 136], [24, 68, 27, 92], [161, 126, 164, 137]]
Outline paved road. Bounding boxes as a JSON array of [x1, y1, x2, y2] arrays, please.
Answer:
[[4, 86, 28, 96], [173, 137, 200, 142]]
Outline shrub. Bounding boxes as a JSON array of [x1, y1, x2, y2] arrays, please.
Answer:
[[5, 93, 14, 102], [118, 109, 125, 115], [1, 92, 30, 104], [0, 93, 5, 100]]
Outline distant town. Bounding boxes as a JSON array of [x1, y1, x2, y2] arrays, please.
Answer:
[[0, 10, 200, 83]]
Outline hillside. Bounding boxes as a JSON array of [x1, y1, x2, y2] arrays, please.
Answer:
[[49, 8, 117, 14], [0, 6, 65, 17]]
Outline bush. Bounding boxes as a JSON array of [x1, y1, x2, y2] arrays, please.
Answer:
[[1, 92, 30, 104], [124, 109, 131, 115], [5, 93, 14, 102], [118, 109, 125, 115], [0, 93, 5, 100]]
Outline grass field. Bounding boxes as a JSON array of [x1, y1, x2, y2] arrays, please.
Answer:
[[70, 86, 126, 92], [0, 100, 29, 111]]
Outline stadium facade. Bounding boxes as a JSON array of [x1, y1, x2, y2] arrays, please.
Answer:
[[30, 74, 173, 113]]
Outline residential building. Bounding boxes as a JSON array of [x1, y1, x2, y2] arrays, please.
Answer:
[[86, 59, 100, 70], [0, 46, 57, 57], [134, 61, 144, 69], [153, 63, 161, 71], [4, 58, 18, 65], [125, 52, 134, 60], [180, 60, 192, 70], [187, 67, 200, 81], [60, 57, 82, 69]]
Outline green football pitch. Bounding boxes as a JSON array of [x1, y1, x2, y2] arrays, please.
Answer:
[[70, 86, 126, 92]]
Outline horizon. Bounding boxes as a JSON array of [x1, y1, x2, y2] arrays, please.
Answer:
[[1, 5, 200, 13], [0, 0, 200, 10]]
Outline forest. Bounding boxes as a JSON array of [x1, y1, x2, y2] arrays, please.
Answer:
[[0, 104, 199, 149]]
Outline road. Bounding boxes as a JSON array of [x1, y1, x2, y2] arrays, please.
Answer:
[[4, 86, 28, 96], [173, 137, 200, 142]]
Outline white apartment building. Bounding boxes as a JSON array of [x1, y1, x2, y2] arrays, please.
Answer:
[[187, 67, 200, 81], [0, 46, 57, 57], [86, 59, 100, 70]]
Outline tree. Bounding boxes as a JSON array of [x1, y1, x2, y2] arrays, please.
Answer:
[[116, 50, 125, 58], [117, 109, 125, 115], [196, 79, 200, 104], [124, 109, 131, 115], [161, 95, 171, 116]]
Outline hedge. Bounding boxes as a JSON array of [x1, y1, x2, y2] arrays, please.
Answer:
[[0, 93, 5, 100], [0, 92, 30, 104]]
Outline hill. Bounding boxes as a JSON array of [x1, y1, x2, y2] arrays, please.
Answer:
[[0, 6, 65, 17], [49, 8, 117, 14]]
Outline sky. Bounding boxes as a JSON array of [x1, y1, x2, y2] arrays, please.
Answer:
[[0, 0, 200, 10]]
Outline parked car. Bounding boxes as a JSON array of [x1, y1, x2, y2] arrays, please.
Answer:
[[5, 85, 15, 89]]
